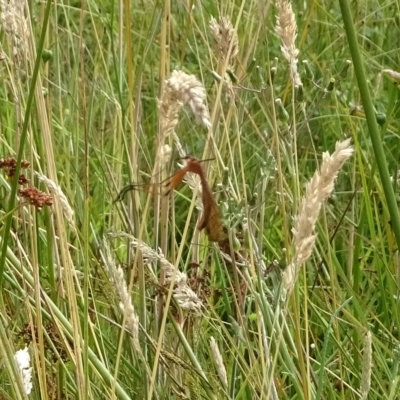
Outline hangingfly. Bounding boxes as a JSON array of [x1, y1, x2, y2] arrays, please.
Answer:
[[115, 156, 225, 242]]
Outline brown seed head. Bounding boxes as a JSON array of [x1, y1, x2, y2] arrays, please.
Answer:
[[19, 187, 53, 209], [0, 157, 30, 178]]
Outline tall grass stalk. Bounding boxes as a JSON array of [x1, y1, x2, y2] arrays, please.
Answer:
[[339, 0, 400, 252], [0, 0, 52, 286]]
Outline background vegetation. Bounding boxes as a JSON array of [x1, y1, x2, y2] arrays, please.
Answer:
[[0, 0, 400, 399]]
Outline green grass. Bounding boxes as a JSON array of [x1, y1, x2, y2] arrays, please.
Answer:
[[1, 0, 400, 399]]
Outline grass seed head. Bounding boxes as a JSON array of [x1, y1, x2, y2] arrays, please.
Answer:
[[275, 0, 302, 87], [102, 240, 140, 351], [283, 139, 353, 292], [0, 157, 29, 178], [360, 331, 372, 400], [159, 70, 211, 136], [210, 337, 228, 389], [19, 186, 53, 209], [210, 16, 239, 66], [382, 68, 400, 82], [0, 0, 29, 60]]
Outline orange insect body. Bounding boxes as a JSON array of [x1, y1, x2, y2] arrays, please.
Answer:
[[168, 157, 225, 242], [115, 156, 225, 242]]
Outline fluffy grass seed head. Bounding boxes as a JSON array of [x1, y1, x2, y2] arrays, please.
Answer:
[[157, 144, 172, 167], [155, 143, 172, 172], [108, 233, 204, 313], [360, 331, 372, 400], [14, 347, 33, 395], [101, 240, 140, 351], [209, 16, 239, 66], [158, 70, 211, 139], [210, 337, 228, 389], [275, 0, 302, 87], [283, 139, 353, 292], [382, 68, 400, 82], [138, 239, 203, 312], [0, 0, 29, 60]]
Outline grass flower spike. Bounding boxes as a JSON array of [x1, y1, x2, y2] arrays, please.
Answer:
[[382, 68, 400, 82], [102, 240, 140, 351], [0, 0, 29, 59], [158, 70, 211, 137], [275, 0, 302, 87], [210, 337, 228, 389], [283, 139, 353, 292], [210, 16, 239, 66], [108, 233, 203, 313], [360, 331, 372, 400]]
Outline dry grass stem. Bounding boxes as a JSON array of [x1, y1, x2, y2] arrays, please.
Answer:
[[275, 0, 302, 87], [108, 233, 203, 312], [360, 331, 372, 400], [209, 16, 239, 66], [101, 240, 140, 352], [259, 311, 279, 400], [283, 139, 353, 292], [158, 70, 211, 140], [0, 0, 29, 61], [210, 337, 228, 389], [34, 172, 75, 229]]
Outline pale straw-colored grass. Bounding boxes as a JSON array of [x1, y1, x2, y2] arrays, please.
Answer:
[[101, 240, 140, 352], [382, 68, 400, 81], [158, 144, 172, 167], [282, 139, 353, 292], [210, 337, 228, 389], [209, 16, 239, 66], [158, 69, 211, 137], [275, 0, 302, 87], [108, 232, 203, 313], [34, 172, 75, 230], [360, 331, 372, 400], [0, 0, 29, 60], [157, 70, 212, 216], [156, 70, 211, 181]]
